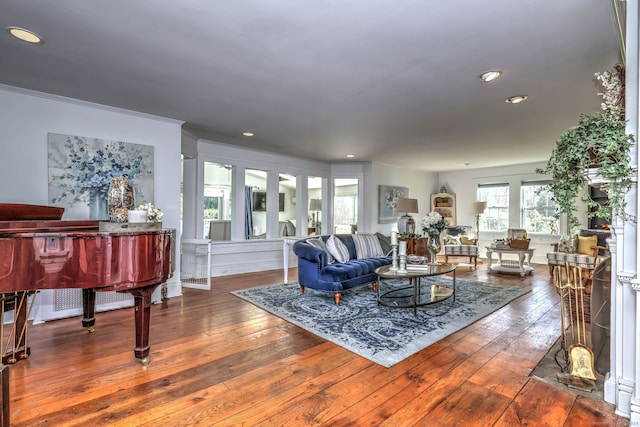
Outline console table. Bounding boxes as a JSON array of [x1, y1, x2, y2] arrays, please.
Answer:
[[485, 246, 535, 277], [398, 237, 428, 256]]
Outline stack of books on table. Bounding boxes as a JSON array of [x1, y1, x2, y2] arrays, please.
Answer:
[[406, 263, 433, 271]]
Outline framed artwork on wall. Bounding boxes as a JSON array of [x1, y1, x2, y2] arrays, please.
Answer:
[[252, 192, 285, 212], [252, 191, 267, 211], [47, 133, 154, 220], [507, 228, 527, 240], [378, 185, 408, 223]]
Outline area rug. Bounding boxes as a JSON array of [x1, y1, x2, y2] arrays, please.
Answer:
[[232, 277, 530, 367]]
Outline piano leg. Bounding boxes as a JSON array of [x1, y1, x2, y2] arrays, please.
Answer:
[[127, 284, 159, 365], [81, 289, 96, 333], [2, 292, 31, 364], [0, 364, 8, 427]]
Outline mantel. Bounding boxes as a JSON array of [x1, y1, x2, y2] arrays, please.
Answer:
[[585, 167, 638, 186]]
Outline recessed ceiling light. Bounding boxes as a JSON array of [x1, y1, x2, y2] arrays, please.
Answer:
[[479, 70, 502, 82], [505, 95, 528, 104], [345, 154, 355, 158], [6, 26, 43, 44], [242, 132, 254, 137]]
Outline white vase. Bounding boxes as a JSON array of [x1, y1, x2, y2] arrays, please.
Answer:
[[127, 210, 148, 223], [89, 191, 109, 220]]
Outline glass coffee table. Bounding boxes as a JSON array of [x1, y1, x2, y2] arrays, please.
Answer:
[[375, 263, 457, 315]]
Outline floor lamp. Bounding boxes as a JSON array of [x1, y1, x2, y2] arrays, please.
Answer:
[[309, 198, 322, 233], [470, 201, 487, 244]]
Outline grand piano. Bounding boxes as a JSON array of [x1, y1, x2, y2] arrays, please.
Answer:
[[0, 203, 174, 365]]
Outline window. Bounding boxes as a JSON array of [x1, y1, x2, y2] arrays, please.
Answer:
[[477, 183, 509, 231], [521, 181, 558, 234], [203, 162, 232, 240], [308, 176, 324, 236], [246, 169, 267, 238], [334, 178, 358, 234]]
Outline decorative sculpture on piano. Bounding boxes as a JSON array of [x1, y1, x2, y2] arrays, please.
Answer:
[[108, 176, 135, 222]]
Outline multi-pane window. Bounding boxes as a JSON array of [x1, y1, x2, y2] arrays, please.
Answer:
[[477, 183, 509, 231], [521, 181, 558, 234], [334, 178, 358, 234], [203, 162, 232, 240]]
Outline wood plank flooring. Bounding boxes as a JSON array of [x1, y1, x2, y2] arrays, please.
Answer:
[[7, 263, 630, 426]]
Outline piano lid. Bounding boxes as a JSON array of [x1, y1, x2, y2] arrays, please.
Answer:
[[0, 204, 99, 234], [0, 203, 64, 221]]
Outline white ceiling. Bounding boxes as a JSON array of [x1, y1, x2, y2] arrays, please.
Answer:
[[0, 0, 623, 171]]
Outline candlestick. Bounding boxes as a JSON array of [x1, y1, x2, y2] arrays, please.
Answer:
[[398, 253, 407, 274], [399, 240, 407, 256], [390, 243, 399, 271]]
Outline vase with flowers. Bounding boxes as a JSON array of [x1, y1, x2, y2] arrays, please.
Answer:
[[136, 202, 163, 223], [421, 211, 447, 265]]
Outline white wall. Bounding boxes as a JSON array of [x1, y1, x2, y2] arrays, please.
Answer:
[[366, 162, 437, 234], [0, 85, 184, 312]]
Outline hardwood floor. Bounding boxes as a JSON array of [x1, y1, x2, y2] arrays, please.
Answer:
[[8, 264, 629, 426]]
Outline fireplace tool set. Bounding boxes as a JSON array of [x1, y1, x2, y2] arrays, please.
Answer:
[[554, 263, 597, 392]]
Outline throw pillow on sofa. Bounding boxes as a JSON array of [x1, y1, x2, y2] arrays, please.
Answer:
[[576, 235, 598, 255], [375, 232, 392, 255], [306, 237, 334, 263], [443, 235, 460, 245], [579, 229, 610, 255], [326, 235, 350, 263], [459, 236, 476, 245], [353, 233, 384, 259], [557, 235, 577, 253]]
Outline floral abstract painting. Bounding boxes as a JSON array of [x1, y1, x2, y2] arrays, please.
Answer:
[[378, 185, 408, 223], [48, 133, 154, 220]]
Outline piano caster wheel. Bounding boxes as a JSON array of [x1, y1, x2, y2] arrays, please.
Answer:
[[140, 356, 150, 366], [87, 327, 95, 333]]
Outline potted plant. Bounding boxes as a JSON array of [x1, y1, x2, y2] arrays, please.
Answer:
[[536, 64, 635, 230]]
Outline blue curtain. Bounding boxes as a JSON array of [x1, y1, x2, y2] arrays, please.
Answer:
[[245, 186, 253, 239]]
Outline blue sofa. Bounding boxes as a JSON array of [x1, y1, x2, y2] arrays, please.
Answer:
[[293, 234, 392, 304]]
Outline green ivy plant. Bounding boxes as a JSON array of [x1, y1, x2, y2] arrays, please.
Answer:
[[536, 65, 635, 231]]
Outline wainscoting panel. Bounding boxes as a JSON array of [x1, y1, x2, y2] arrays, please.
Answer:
[[211, 239, 289, 277]]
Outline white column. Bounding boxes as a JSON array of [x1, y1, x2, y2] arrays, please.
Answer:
[[606, 0, 640, 421], [181, 157, 197, 239], [266, 170, 279, 239]]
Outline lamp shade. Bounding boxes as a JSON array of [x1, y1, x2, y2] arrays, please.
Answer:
[[309, 198, 322, 211], [470, 201, 487, 215], [396, 198, 418, 213]]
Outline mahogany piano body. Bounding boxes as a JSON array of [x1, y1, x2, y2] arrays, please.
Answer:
[[0, 204, 173, 364]]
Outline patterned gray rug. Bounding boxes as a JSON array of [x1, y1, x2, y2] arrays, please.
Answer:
[[231, 278, 530, 367]]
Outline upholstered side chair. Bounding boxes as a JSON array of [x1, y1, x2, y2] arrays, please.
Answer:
[[443, 225, 479, 268]]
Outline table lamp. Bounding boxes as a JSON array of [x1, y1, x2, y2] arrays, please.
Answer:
[[471, 201, 487, 244], [396, 198, 419, 235]]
